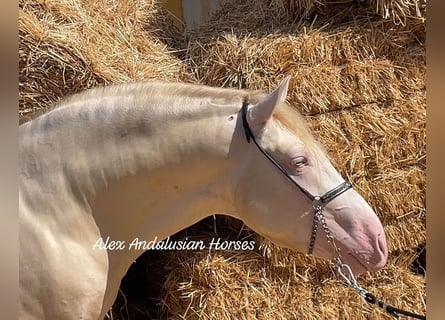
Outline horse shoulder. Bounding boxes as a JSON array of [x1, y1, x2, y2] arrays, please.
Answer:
[[19, 174, 108, 320]]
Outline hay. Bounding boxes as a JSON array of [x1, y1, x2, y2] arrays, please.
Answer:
[[19, 0, 192, 120], [19, 0, 426, 318], [182, 0, 425, 39], [159, 226, 425, 319], [292, 0, 427, 23], [161, 250, 316, 320], [160, 246, 425, 319]]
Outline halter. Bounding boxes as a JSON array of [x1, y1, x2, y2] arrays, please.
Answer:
[[241, 101, 352, 255], [240, 101, 426, 320]]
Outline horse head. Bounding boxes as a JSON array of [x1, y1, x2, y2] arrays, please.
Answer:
[[232, 77, 388, 274]]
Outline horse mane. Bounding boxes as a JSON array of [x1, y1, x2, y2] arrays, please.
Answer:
[[20, 81, 261, 124], [20, 81, 325, 160]]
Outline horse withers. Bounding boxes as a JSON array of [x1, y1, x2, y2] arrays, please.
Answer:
[[19, 77, 387, 319]]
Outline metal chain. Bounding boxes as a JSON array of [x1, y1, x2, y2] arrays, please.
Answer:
[[316, 208, 339, 254], [308, 206, 320, 254]]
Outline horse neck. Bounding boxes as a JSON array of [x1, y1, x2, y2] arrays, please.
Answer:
[[20, 83, 245, 241]]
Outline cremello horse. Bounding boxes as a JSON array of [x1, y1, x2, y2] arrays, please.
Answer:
[[19, 77, 388, 319]]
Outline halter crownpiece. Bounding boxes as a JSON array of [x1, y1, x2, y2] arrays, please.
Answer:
[[241, 101, 352, 254]]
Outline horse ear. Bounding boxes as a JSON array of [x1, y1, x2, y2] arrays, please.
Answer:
[[248, 76, 290, 128]]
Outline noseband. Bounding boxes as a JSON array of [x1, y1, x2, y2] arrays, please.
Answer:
[[241, 101, 352, 255]]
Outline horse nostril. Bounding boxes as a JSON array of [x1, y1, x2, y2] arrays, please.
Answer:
[[376, 233, 388, 263], [378, 236, 383, 251], [363, 233, 388, 273]]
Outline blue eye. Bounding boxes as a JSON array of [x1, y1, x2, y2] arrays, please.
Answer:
[[292, 157, 307, 168]]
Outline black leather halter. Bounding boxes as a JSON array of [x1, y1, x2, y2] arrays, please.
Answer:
[[241, 101, 352, 254]]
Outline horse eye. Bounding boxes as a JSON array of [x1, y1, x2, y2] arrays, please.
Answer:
[[291, 157, 307, 168]]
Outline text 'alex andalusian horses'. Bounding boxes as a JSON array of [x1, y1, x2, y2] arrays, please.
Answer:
[[19, 77, 388, 319]]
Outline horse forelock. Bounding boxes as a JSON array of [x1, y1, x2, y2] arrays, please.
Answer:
[[271, 102, 329, 163]]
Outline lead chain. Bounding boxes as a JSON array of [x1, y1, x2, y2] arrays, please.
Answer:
[[314, 206, 342, 262], [309, 209, 320, 253]]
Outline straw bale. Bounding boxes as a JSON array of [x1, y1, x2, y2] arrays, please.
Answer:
[[19, 0, 191, 120], [160, 246, 425, 319], [187, 27, 425, 114], [291, 0, 427, 23], [185, 0, 425, 39], [161, 249, 315, 320], [158, 222, 425, 319], [321, 0, 426, 25]]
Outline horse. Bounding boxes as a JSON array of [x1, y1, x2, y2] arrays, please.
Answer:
[[19, 76, 388, 319]]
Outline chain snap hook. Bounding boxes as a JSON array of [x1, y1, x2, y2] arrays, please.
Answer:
[[336, 260, 368, 298]]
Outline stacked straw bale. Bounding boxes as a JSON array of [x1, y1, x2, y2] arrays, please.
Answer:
[[19, 0, 192, 120], [19, 0, 426, 319]]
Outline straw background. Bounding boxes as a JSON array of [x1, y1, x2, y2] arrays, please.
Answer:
[[19, 0, 426, 319]]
